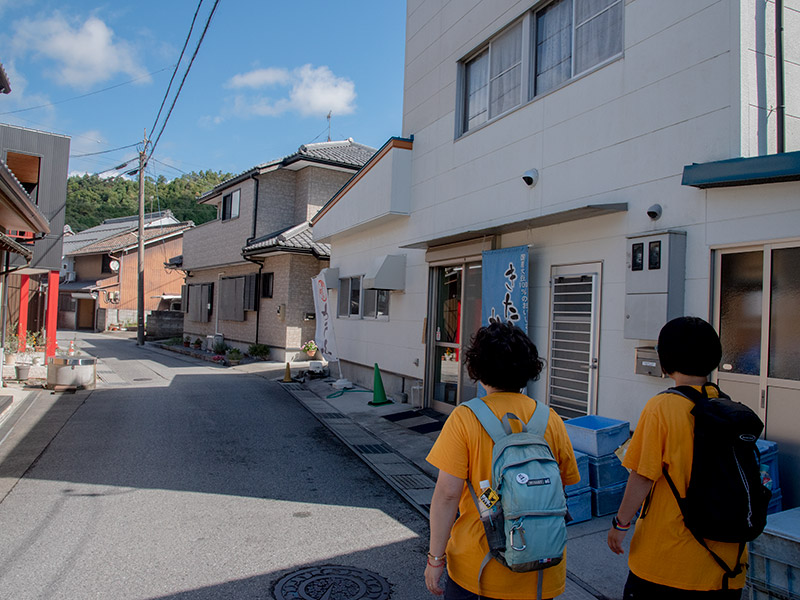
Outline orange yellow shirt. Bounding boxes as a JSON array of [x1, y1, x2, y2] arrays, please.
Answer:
[[426, 393, 580, 599], [623, 387, 747, 590]]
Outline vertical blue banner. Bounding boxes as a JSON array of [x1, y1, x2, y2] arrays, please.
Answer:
[[482, 245, 529, 329]]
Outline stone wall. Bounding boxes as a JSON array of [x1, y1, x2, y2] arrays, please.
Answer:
[[147, 310, 185, 340]]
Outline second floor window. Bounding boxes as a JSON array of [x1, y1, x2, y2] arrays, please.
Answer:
[[338, 276, 390, 319], [221, 189, 240, 221], [460, 0, 623, 135]]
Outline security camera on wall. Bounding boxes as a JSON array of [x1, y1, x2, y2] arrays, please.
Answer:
[[647, 204, 663, 220], [522, 169, 539, 187]]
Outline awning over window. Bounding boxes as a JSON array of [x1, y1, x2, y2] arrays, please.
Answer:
[[401, 203, 628, 249], [682, 151, 800, 188], [319, 267, 339, 289], [363, 255, 406, 290]]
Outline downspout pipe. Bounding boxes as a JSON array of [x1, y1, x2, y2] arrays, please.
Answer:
[[776, 0, 785, 153], [243, 254, 263, 344]]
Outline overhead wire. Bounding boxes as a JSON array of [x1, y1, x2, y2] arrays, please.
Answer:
[[148, 0, 205, 141], [147, 0, 221, 164], [0, 66, 174, 116], [70, 143, 140, 158]]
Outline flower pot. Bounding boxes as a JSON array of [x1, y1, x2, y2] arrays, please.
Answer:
[[306, 350, 316, 358], [183, 342, 190, 347], [4, 352, 17, 366], [15, 364, 31, 381]]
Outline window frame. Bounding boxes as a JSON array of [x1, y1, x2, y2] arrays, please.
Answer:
[[338, 276, 390, 320], [221, 188, 241, 221], [457, 0, 623, 137]]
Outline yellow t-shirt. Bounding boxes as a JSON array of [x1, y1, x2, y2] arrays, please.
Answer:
[[623, 387, 747, 590], [426, 393, 580, 599]]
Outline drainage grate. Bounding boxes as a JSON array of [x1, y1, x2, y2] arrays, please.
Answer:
[[352, 444, 392, 454], [273, 565, 390, 600], [281, 383, 305, 391], [319, 413, 347, 419], [389, 473, 435, 489]]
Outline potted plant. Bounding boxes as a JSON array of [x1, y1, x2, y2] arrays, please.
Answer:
[[192, 338, 203, 350], [247, 343, 270, 361], [4, 333, 19, 365], [226, 348, 243, 366], [301, 340, 318, 358], [183, 335, 191, 347]]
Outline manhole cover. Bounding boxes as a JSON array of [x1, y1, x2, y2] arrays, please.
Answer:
[[273, 565, 390, 600]]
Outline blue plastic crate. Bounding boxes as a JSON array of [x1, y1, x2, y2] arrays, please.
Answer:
[[565, 451, 590, 494], [767, 489, 782, 515], [566, 487, 592, 525], [588, 452, 629, 488], [591, 481, 626, 517], [565, 415, 630, 457], [756, 439, 780, 492], [748, 507, 800, 600]]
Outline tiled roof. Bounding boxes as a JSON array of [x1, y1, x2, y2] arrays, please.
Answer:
[[62, 211, 179, 256], [243, 221, 330, 258], [198, 139, 377, 201], [67, 223, 193, 256]]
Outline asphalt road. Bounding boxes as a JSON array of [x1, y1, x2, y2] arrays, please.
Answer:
[[0, 333, 430, 599]]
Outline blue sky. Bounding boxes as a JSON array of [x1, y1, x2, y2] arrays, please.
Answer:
[[0, 1, 407, 179]]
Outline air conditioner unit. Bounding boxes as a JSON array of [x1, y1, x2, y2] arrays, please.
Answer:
[[64, 271, 76, 283]]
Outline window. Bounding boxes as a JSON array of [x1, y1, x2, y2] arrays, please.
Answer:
[[219, 277, 245, 321], [459, 0, 622, 134], [221, 189, 240, 221], [338, 276, 389, 319], [261, 272, 274, 298], [5, 151, 41, 205], [363, 289, 390, 319], [187, 283, 214, 322], [101, 254, 114, 274]]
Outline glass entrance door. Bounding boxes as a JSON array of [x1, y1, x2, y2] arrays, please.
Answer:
[[715, 243, 800, 508], [429, 262, 482, 413]]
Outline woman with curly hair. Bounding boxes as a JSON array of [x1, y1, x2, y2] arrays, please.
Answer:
[[424, 321, 580, 599]]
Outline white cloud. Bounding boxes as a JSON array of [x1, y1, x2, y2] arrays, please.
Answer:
[[11, 15, 148, 89], [226, 68, 291, 89], [220, 64, 356, 120]]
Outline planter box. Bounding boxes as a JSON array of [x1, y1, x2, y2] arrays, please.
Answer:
[[46, 356, 97, 389], [588, 453, 629, 488], [565, 451, 589, 494], [564, 415, 630, 457]]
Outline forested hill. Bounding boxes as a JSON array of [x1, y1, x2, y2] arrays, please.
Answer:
[[65, 170, 234, 232]]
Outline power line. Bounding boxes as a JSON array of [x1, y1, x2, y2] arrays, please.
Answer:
[[70, 142, 140, 158], [148, 0, 205, 140], [147, 0, 221, 163], [0, 66, 173, 116], [151, 157, 188, 175]]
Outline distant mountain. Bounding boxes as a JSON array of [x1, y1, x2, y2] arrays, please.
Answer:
[[66, 170, 233, 232]]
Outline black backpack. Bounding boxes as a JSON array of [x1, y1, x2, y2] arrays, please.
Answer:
[[662, 383, 772, 589]]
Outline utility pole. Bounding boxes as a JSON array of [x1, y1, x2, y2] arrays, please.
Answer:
[[137, 131, 149, 346]]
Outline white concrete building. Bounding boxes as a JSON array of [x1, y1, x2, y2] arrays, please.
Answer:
[[312, 0, 800, 507]]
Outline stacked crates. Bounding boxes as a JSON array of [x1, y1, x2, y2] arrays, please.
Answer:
[[747, 507, 800, 600], [756, 439, 782, 514], [565, 451, 591, 525], [564, 415, 631, 517]]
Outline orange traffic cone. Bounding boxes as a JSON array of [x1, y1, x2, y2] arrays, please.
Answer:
[[68, 340, 75, 356], [282, 362, 293, 383]]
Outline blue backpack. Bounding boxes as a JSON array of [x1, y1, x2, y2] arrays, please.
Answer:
[[464, 398, 567, 599]]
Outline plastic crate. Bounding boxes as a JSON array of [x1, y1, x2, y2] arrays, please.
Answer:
[[591, 481, 626, 517], [565, 451, 590, 494], [767, 489, 782, 516], [748, 507, 800, 600], [587, 452, 629, 488], [756, 439, 780, 492], [566, 487, 592, 526], [564, 415, 630, 457]]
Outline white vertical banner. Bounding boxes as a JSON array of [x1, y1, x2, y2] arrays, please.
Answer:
[[312, 274, 338, 362]]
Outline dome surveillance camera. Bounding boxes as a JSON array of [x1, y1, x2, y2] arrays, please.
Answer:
[[647, 204, 662, 220], [522, 169, 539, 187]]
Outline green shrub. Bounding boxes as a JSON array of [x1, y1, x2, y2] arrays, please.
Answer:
[[226, 348, 243, 361], [213, 341, 229, 355], [247, 343, 270, 359]]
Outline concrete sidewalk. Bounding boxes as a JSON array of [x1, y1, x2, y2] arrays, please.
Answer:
[[266, 371, 632, 600]]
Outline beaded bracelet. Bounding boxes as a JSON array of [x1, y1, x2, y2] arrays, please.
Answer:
[[612, 515, 631, 531], [427, 557, 446, 568], [427, 551, 446, 567]]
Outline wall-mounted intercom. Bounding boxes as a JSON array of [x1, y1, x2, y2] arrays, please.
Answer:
[[624, 230, 686, 340]]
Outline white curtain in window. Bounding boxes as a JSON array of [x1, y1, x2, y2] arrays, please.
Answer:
[[575, 0, 623, 75], [489, 22, 522, 118], [231, 189, 240, 219], [464, 49, 489, 132], [536, 0, 572, 95]]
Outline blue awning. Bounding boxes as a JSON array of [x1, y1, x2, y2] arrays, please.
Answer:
[[682, 151, 800, 188]]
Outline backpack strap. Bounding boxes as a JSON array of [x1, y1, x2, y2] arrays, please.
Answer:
[[464, 397, 507, 443], [526, 401, 550, 437]]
